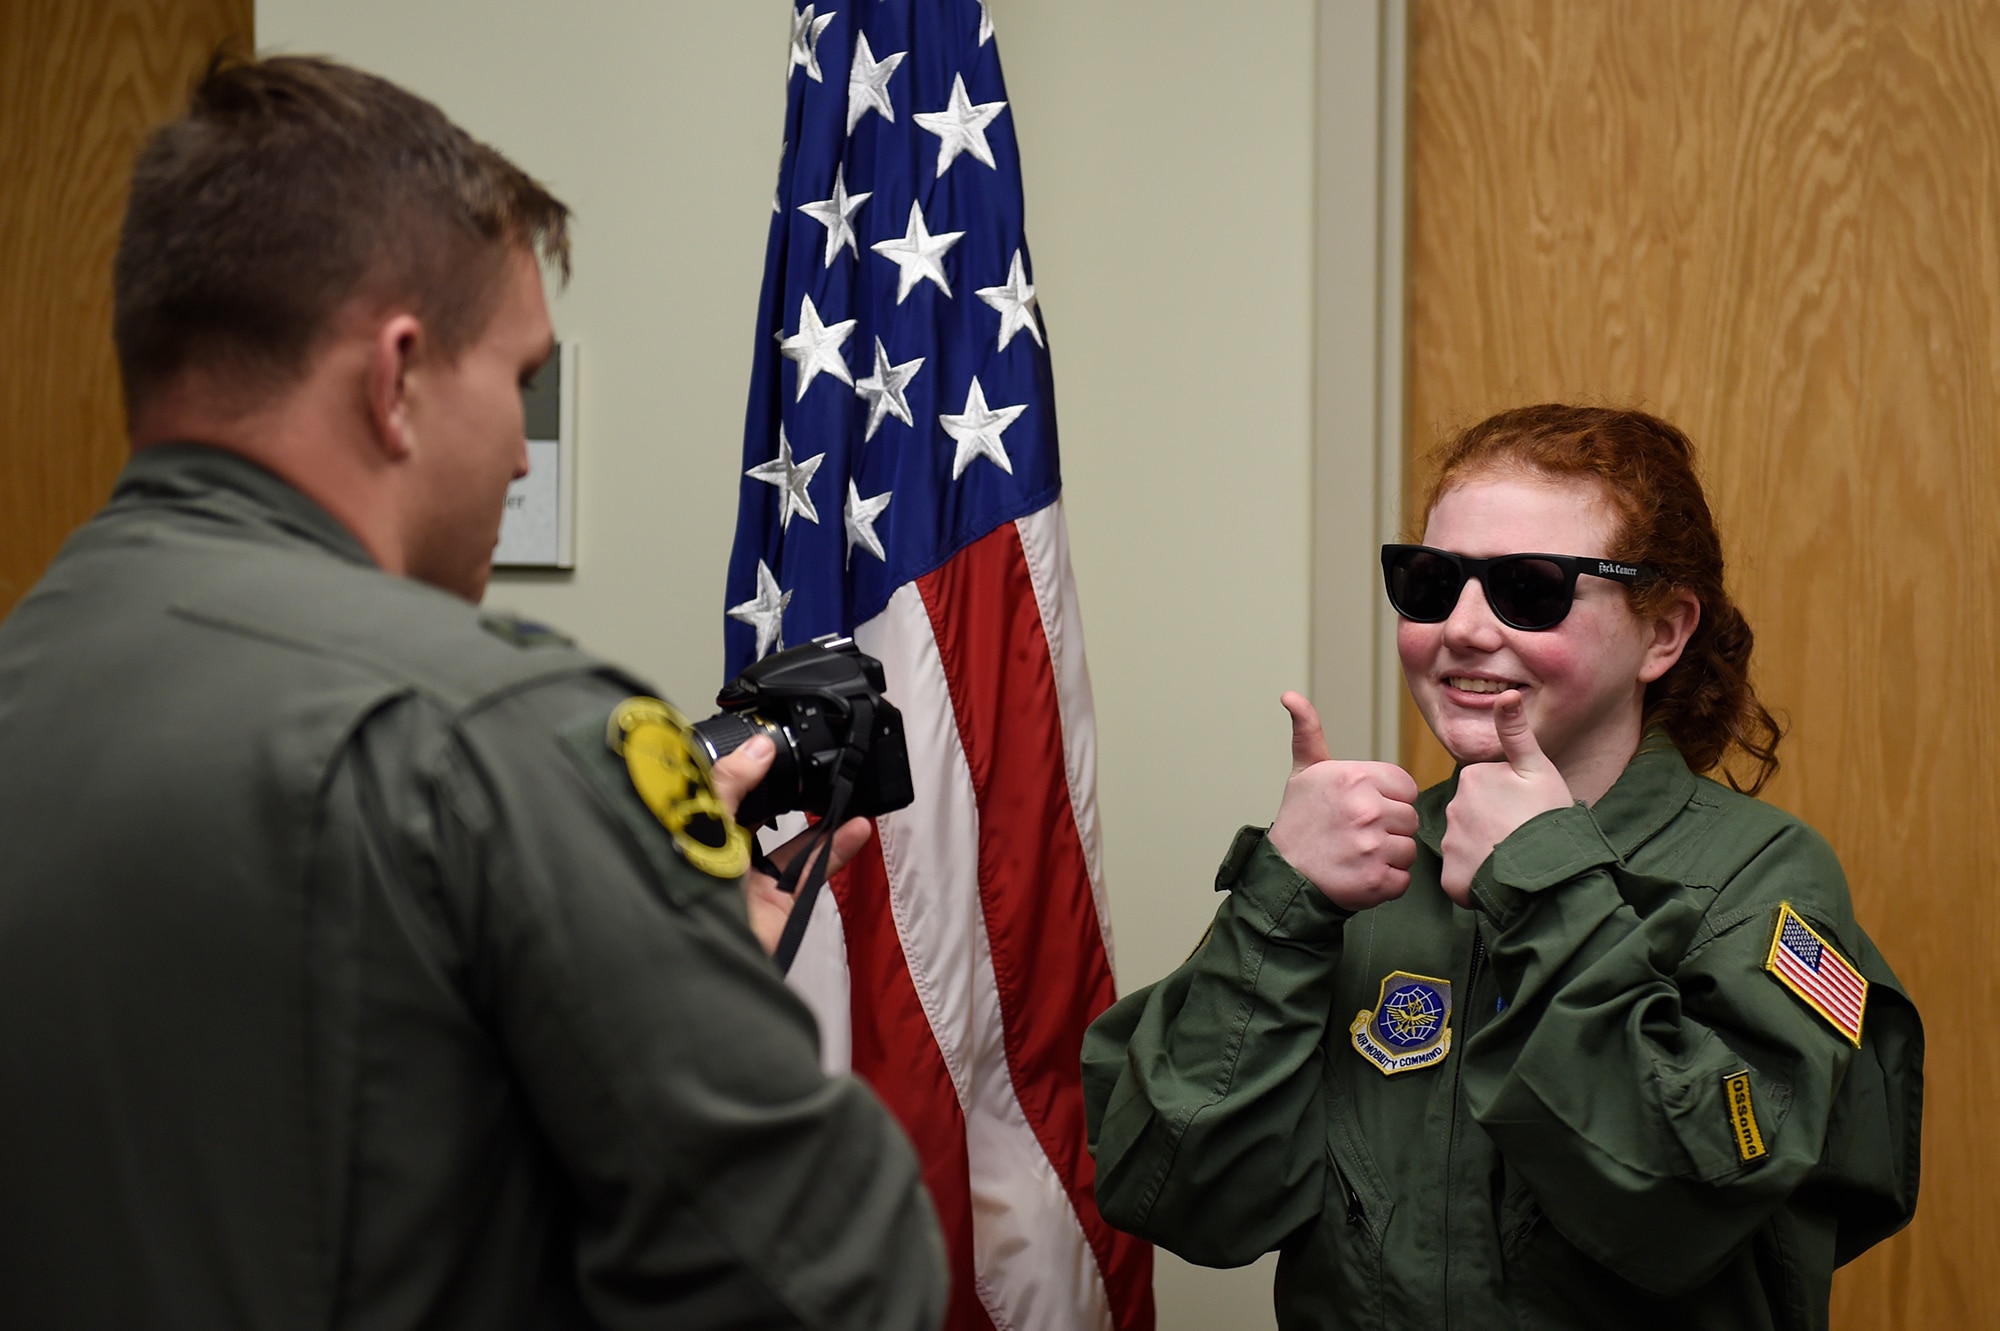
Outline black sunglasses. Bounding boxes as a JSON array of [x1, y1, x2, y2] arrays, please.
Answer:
[[1380, 544, 1653, 631]]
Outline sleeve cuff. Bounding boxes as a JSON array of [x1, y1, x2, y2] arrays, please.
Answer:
[[1471, 803, 1621, 925], [1214, 825, 1351, 942]]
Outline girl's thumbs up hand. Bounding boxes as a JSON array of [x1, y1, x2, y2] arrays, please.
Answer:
[[1439, 692, 1573, 906]]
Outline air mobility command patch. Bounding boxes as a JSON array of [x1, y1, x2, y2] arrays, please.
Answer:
[[605, 696, 751, 879], [1351, 971, 1453, 1076], [1765, 902, 1867, 1046]]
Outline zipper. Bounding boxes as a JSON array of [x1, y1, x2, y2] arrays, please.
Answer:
[[1328, 1148, 1366, 1227], [1441, 923, 1486, 1330], [1504, 1202, 1543, 1257]]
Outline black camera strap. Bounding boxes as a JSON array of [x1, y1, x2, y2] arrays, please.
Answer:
[[771, 696, 874, 975]]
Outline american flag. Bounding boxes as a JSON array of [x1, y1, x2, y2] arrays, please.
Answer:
[[723, 3, 1153, 1327], [1767, 905, 1868, 1047]]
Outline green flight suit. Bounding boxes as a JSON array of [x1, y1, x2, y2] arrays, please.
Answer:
[[0, 445, 946, 1330], [1083, 739, 1921, 1330]]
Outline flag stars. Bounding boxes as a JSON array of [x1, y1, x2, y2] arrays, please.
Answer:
[[940, 377, 1025, 479], [845, 481, 893, 566], [913, 73, 1005, 178], [798, 163, 871, 266], [871, 201, 964, 303], [847, 33, 905, 133], [854, 338, 924, 440], [789, 5, 837, 83], [975, 249, 1043, 351], [745, 426, 824, 530], [777, 293, 856, 399], [729, 560, 792, 659]]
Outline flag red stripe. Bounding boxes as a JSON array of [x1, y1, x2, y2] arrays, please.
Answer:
[[1777, 963, 1862, 1019], [917, 523, 1155, 1330], [1777, 944, 1865, 1010], [1775, 953, 1864, 1029], [831, 840, 999, 1331]]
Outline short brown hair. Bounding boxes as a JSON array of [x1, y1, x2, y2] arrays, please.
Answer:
[[114, 53, 570, 415], [1420, 404, 1784, 793]]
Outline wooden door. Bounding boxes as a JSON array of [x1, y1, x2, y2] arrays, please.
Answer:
[[0, 0, 251, 618], [1406, 1, 1996, 1323]]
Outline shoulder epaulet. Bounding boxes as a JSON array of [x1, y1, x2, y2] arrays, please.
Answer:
[[167, 550, 600, 711], [478, 613, 574, 648]]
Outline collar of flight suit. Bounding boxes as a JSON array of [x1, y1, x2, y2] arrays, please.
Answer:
[[1413, 729, 1701, 864], [111, 442, 378, 571]]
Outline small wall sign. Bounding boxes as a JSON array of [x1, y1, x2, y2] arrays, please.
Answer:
[[495, 341, 577, 569]]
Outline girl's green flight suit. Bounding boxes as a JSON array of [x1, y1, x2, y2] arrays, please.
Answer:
[[1083, 740, 1921, 1331]]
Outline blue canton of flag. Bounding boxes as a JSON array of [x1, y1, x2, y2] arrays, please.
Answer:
[[725, 0, 1056, 673], [1781, 917, 1821, 967]]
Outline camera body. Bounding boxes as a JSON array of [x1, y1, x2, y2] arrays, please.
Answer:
[[689, 636, 914, 829]]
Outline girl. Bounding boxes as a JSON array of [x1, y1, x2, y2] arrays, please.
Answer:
[[1083, 405, 1921, 1330]]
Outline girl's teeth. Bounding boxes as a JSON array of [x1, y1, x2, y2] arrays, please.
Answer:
[[1449, 677, 1509, 694]]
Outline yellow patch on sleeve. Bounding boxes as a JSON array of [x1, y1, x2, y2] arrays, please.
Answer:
[[606, 696, 750, 879], [1724, 1070, 1767, 1163]]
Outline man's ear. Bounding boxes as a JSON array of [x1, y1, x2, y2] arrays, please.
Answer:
[[1638, 589, 1702, 684], [365, 314, 425, 461]]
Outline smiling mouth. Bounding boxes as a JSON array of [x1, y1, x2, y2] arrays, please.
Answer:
[[1445, 676, 1520, 695]]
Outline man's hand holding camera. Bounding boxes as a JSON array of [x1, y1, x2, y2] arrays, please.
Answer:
[[698, 637, 912, 959], [711, 735, 875, 956]]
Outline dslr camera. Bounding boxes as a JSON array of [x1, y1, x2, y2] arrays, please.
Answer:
[[689, 635, 914, 828]]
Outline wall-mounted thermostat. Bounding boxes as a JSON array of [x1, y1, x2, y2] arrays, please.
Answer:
[[495, 341, 577, 569]]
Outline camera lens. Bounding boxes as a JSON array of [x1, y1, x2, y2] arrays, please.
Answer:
[[689, 710, 799, 827], [689, 711, 755, 762]]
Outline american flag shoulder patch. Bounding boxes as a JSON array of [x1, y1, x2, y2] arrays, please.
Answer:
[[1765, 902, 1868, 1047]]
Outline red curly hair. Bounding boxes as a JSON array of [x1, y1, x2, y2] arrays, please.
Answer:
[[1419, 404, 1783, 794]]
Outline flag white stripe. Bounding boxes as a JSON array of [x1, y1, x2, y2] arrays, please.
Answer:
[[1775, 949, 1864, 1029], [856, 583, 981, 1109], [1014, 502, 1116, 975], [857, 571, 1115, 1331], [1779, 964, 1863, 1023], [1779, 939, 1865, 1005], [963, 880, 1115, 1331], [782, 881, 853, 1076], [1784, 979, 1860, 1024]]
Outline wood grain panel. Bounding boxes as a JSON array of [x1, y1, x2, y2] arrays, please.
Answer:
[[1407, 2, 1998, 1324], [0, 0, 251, 618]]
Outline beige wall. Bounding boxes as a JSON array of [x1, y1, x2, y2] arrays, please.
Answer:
[[255, 3, 1392, 1325]]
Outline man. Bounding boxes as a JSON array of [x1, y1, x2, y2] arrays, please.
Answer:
[[0, 54, 945, 1329]]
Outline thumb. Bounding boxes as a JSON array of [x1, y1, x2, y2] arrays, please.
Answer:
[[1281, 691, 1332, 774], [1492, 692, 1551, 775], [826, 816, 876, 878], [709, 735, 775, 823]]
